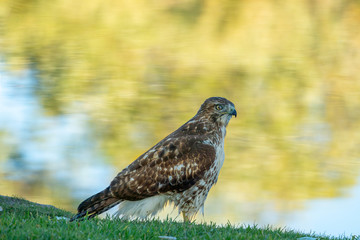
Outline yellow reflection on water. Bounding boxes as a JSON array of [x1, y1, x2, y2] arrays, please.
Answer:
[[1, 0, 360, 232]]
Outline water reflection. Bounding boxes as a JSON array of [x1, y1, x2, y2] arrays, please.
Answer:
[[1, 0, 360, 237], [0, 68, 114, 207]]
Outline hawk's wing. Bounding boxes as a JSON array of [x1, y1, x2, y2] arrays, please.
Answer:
[[109, 136, 216, 200]]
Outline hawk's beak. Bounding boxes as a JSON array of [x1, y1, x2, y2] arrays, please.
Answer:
[[230, 108, 237, 118]]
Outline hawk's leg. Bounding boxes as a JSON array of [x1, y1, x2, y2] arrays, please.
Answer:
[[182, 211, 190, 222]]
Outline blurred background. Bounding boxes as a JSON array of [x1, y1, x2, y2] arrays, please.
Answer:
[[1, 0, 360, 237]]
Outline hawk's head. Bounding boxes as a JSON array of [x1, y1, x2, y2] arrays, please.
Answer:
[[197, 97, 237, 126]]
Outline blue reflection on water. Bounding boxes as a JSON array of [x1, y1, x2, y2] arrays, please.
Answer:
[[0, 65, 114, 199], [287, 177, 360, 236]]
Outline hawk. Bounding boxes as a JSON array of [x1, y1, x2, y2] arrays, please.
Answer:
[[70, 97, 237, 222]]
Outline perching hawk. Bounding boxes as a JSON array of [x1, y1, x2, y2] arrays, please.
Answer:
[[70, 97, 236, 222]]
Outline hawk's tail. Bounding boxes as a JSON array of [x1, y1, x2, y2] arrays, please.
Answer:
[[70, 187, 122, 222]]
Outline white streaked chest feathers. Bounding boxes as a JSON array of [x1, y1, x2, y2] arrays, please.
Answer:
[[170, 126, 226, 214], [208, 125, 226, 174]]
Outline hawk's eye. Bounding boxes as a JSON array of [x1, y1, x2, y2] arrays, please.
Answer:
[[215, 104, 223, 111]]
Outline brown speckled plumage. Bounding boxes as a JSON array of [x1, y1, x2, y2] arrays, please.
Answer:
[[70, 97, 236, 222]]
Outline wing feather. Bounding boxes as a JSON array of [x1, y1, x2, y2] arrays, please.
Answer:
[[109, 136, 215, 200]]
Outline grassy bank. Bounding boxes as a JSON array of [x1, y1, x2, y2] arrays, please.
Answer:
[[0, 195, 354, 240]]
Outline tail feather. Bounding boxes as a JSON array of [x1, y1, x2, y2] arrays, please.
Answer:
[[70, 187, 122, 222]]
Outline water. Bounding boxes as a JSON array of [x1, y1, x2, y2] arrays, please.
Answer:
[[1, 0, 360, 237]]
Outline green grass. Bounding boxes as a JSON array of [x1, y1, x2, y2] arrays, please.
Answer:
[[0, 195, 356, 240]]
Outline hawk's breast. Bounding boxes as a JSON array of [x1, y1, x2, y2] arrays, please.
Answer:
[[170, 128, 226, 216]]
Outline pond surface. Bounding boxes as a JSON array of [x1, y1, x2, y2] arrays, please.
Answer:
[[1, 0, 360, 237]]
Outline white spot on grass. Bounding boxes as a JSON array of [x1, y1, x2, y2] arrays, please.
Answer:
[[158, 236, 177, 240], [55, 216, 69, 221]]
